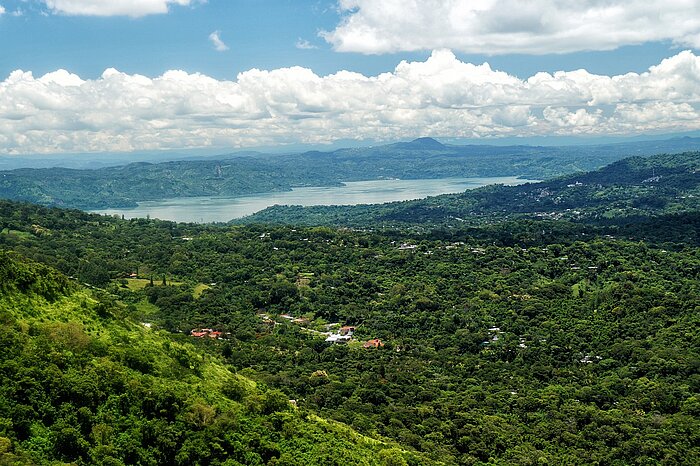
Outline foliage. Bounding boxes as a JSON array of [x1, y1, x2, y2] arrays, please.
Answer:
[[0, 253, 432, 465], [240, 152, 700, 234], [6, 138, 698, 210], [0, 150, 699, 464]]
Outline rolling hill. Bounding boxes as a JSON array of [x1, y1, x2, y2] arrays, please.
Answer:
[[239, 151, 700, 231], [2, 137, 700, 210]]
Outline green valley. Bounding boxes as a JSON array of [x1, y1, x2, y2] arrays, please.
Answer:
[[6, 3, 700, 464], [0, 148, 699, 464]]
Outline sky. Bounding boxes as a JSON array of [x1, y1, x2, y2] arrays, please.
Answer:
[[1, 0, 700, 155]]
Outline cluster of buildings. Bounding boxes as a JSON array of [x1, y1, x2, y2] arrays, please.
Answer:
[[325, 325, 356, 343], [190, 328, 227, 339], [256, 312, 385, 348], [324, 326, 385, 348]]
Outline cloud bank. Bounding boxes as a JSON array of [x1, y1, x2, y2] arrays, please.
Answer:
[[43, 0, 195, 17], [2, 50, 700, 154], [323, 0, 700, 55]]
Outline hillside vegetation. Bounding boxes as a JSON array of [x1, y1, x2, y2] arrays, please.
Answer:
[[240, 152, 700, 231], [0, 252, 433, 465], [3, 138, 700, 210], [0, 150, 698, 464]]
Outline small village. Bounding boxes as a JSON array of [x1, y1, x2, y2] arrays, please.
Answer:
[[189, 328, 230, 339], [186, 312, 385, 348], [257, 312, 385, 348]]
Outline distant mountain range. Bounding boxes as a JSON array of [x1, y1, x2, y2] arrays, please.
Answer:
[[238, 151, 700, 234], [1, 136, 700, 210]]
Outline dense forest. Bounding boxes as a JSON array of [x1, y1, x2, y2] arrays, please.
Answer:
[[0, 251, 435, 465], [3, 137, 700, 210], [240, 152, 700, 230], [0, 146, 699, 464]]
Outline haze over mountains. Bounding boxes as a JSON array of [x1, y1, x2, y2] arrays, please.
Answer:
[[2, 136, 700, 211]]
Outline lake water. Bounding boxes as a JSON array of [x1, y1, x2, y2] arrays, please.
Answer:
[[94, 176, 539, 223]]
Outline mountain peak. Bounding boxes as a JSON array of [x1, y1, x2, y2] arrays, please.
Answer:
[[394, 137, 446, 150]]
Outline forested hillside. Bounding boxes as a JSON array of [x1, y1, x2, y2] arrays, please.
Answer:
[[1, 183, 698, 464], [5, 1, 700, 465], [3, 138, 700, 210], [0, 251, 434, 465], [241, 152, 700, 229]]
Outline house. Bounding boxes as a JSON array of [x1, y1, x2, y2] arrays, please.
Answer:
[[363, 339, 384, 348], [325, 334, 351, 344], [482, 327, 503, 345], [339, 326, 355, 336]]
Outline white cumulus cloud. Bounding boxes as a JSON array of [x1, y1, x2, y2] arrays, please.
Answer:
[[43, 0, 196, 17], [323, 0, 700, 55], [209, 30, 229, 52], [2, 50, 700, 154], [0, 5, 5, 15]]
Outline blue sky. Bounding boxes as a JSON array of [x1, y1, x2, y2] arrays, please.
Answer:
[[0, 1, 687, 80], [1, 1, 346, 79], [1, 0, 700, 155]]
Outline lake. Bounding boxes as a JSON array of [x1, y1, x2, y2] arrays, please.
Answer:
[[94, 176, 540, 223]]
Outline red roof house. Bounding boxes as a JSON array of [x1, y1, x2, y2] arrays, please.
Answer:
[[363, 339, 384, 348]]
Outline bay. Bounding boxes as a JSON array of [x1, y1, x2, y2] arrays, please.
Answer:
[[94, 176, 540, 223]]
